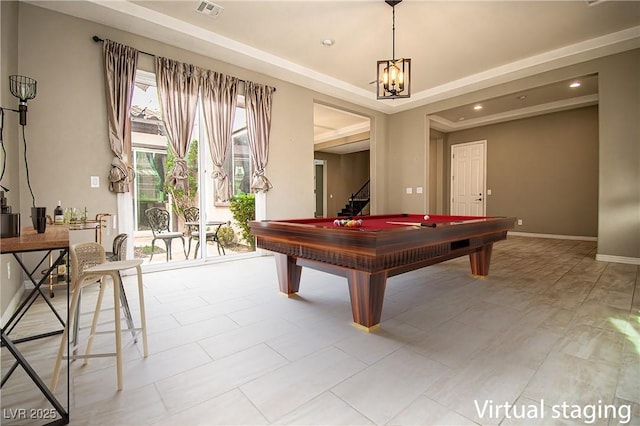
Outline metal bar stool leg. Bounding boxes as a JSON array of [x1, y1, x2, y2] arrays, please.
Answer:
[[83, 278, 107, 365], [118, 275, 137, 342]]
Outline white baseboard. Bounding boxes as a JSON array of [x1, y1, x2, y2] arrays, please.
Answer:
[[595, 254, 640, 265], [1, 285, 25, 328], [508, 231, 598, 242]]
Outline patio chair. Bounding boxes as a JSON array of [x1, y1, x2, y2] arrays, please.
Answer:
[[144, 207, 186, 261], [183, 206, 226, 258], [106, 233, 128, 261]]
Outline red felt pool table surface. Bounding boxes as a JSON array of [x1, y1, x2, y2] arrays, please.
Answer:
[[279, 214, 490, 229], [249, 213, 516, 330]]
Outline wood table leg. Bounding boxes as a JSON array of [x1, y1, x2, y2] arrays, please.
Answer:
[[469, 244, 493, 276], [274, 253, 302, 296], [346, 270, 387, 330]]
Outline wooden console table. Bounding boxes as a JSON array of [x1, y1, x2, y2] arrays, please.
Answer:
[[1, 226, 70, 425]]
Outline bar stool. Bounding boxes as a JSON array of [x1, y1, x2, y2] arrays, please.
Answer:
[[50, 242, 148, 391], [105, 234, 137, 341]]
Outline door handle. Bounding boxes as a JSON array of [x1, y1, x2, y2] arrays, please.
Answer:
[[475, 198, 483, 201]]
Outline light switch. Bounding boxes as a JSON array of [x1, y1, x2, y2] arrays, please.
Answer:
[[487, 189, 492, 195], [406, 187, 413, 194], [90, 176, 100, 188], [416, 187, 423, 194]]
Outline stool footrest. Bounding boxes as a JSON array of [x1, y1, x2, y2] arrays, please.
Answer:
[[89, 326, 143, 336], [65, 352, 117, 360]]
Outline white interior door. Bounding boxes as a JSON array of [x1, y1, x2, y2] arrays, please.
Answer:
[[451, 140, 486, 215]]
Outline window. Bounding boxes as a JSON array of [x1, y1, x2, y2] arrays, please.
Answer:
[[224, 100, 251, 198], [131, 73, 170, 232]]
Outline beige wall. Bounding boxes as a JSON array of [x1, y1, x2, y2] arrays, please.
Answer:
[[1, 1, 23, 317], [446, 106, 599, 237], [9, 3, 386, 225], [314, 150, 370, 216], [597, 51, 640, 260], [429, 129, 445, 214], [389, 49, 639, 260], [387, 107, 429, 214]]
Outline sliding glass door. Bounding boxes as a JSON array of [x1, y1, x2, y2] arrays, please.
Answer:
[[126, 70, 256, 268]]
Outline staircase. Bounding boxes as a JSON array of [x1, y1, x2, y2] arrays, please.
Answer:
[[338, 180, 370, 217]]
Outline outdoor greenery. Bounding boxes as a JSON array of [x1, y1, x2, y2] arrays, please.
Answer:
[[229, 192, 256, 249], [217, 223, 236, 247], [141, 245, 163, 255], [164, 140, 199, 217]]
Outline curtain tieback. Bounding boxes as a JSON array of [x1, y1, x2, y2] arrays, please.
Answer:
[[167, 159, 189, 191], [250, 169, 273, 193], [211, 165, 228, 180], [109, 157, 132, 193], [211, 165, 231, 202]]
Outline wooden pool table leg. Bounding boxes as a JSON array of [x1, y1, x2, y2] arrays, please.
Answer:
[[346, 270, 387, 331], [469, 243, 493, 276], [274, 253, 302, 296]]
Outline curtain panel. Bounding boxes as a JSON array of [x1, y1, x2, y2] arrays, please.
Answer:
[[245, 82, 275, 193], [155, 57, 200, 191], [102, 39, 138, 193], [200, 70, 238, 203]]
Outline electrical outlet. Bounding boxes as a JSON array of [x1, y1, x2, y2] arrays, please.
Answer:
[[517, 219, 523, 225], [90, 176, 100, 188]]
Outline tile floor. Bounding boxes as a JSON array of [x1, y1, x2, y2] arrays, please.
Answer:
[[2, 236, 639, 425]]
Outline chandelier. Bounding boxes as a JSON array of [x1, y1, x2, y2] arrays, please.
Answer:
[[377, 0, 411, 100]]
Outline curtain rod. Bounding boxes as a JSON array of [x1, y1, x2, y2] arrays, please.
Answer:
[[92, 35, 275, 91]]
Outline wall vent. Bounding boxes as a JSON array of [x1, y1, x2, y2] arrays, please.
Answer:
[[196, 1, 224, 18]]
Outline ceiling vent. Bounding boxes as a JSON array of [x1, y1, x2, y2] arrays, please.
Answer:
[[195, 1, 224, 18]]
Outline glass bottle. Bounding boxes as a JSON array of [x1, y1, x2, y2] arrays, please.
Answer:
[[54, 201, 64, 225]]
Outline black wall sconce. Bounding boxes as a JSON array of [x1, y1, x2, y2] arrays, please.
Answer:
[[9, 75, 38, 126], [1, 75, 40, 235]]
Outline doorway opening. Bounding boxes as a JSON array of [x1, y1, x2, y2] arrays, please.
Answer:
[[313, 103, 371, 217]]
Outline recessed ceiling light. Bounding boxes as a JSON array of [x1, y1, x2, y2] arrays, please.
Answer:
[[458, 117, 465, 121], [518, 95, 527, 100], [321, 39, 335, 47], [569, 81, 582, 88], [473, 104, 483, 111]]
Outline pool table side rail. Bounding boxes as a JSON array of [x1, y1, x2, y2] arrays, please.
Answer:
[[250, 216, 516, 274]]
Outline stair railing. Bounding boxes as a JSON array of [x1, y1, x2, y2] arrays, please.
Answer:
[[348, 180, 370, 216]]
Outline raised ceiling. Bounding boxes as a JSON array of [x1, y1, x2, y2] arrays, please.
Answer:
[[314, 103, 370, 154], [29, 0, 640, 116], [430, 73, 599, 132]]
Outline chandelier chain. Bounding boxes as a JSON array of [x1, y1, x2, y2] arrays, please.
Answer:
[[392, 5, 396, 61]]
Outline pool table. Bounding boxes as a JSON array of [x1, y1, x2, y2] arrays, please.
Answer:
[[249, 214, 515, 330]]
